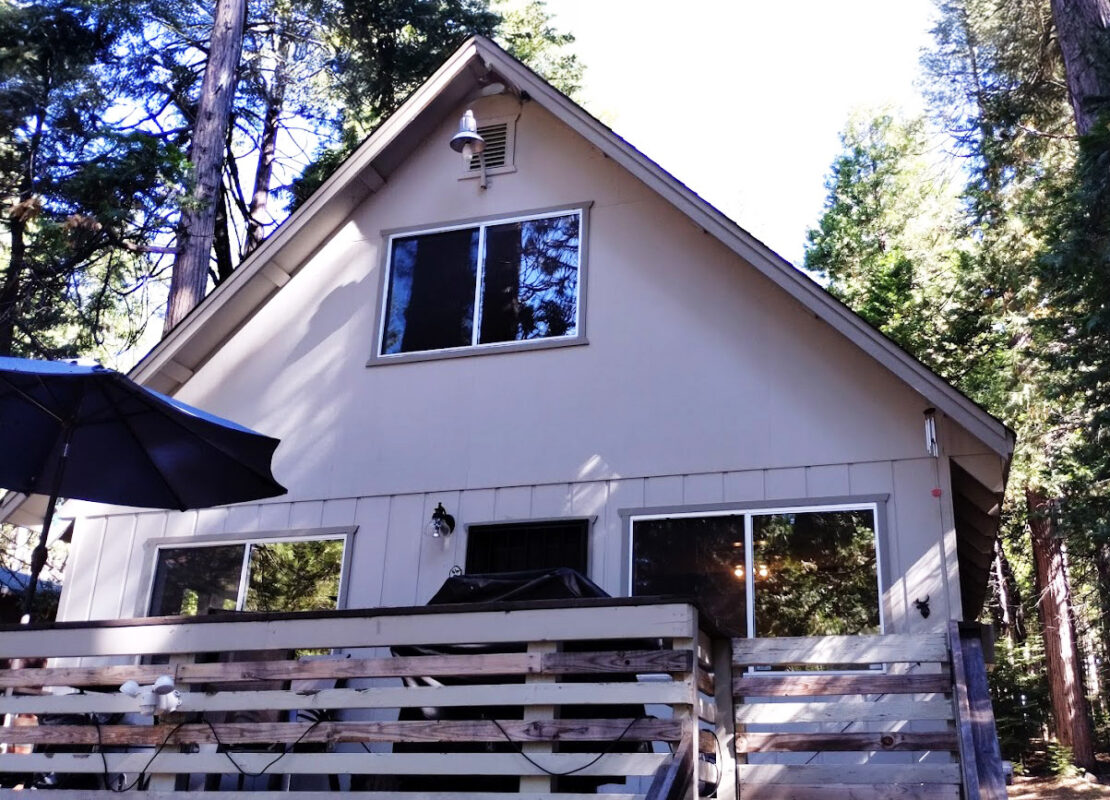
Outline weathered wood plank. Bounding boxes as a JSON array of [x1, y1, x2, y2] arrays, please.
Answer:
[[948, 621, 982, 800], [0, 679, 692, 715], [733, 634, 948, 667], [0, 650, 691, 690], [736, 731, 959, 752], [0, 750, 669, 776], [0, 603, 698, 659], [738, 784, 960, 800], [735, 698, 954, 724], [644, 735, 692, 800], [958, 623, 1007, 800], [0, 718, 684, 747], [738, 763, 962, 784], [734, 673, 952, 697]]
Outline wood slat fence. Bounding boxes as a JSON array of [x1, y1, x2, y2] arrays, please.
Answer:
[[0, 600, 716, 800], [0, 602, 1005, 800], [727, 621, 1006, 800]]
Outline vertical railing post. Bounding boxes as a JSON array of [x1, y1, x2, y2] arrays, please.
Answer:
[[711, 637, 737, 800], [673, 609, 701, 800], [519, 640, 557, 793], [956, 622, 1007, 799]]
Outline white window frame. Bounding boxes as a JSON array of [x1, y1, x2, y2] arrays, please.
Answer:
[[627, 501, 886, 643], [142, 527, 354, 617], [370, 204, 591, 365]]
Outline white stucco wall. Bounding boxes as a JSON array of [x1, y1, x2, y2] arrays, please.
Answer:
[[57, 94, 1005, 633]]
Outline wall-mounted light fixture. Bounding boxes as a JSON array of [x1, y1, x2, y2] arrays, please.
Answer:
[[450, 109, 487, 189], [426, 502, 456, 538], [924, 408, 939, 457], [120, 675, 180, 716]]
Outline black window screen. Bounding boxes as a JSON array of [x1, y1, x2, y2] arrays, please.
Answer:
[[465, 519, 589, 575]]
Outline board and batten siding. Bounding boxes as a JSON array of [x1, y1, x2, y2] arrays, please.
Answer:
[[61, 455, 955, 636], [56, 93, 1003, 632]]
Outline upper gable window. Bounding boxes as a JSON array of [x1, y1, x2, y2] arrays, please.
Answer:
[[377, 208, 585, 359]]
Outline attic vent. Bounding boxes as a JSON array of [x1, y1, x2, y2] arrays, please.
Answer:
[[460, 116, 517, 180], [469, 122, 509, 170]]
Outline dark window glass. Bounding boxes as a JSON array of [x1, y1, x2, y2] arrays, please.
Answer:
[[466, 520, 588, 574], [149, 545, 244, 616], [383, 227, 479, 354], [381, 212, 580, 356], [632, 516, 747, 638], [751, 510, 879, 637], [245, 540, 344, 612], [479, 214, 579, 344]]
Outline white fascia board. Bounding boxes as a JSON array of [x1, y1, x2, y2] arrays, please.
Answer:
[[467, 40, 1015, 459]]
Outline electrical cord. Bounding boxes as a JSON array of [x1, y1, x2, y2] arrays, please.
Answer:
[[204, 717, 323, 778], [93, 715, 187, 792], [489, 715, 647, 777]]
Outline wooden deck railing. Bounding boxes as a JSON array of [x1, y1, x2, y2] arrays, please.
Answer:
[[0, 603, 1005, 800], [727, 621, 1006, 800], [0, 599, 718, 799]]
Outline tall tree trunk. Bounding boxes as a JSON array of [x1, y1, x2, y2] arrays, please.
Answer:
[[1051, 0, 1110, 136], [1028, 488, 1096, 770], [993, 539, 1027, 642], [165, 0, 245, 332], [245, 35, 293, 255], [0, 217, 26, 357], [213, 184, 235, 284]]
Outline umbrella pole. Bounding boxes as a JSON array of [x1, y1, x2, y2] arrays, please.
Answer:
[[21, 421, 74, 621]]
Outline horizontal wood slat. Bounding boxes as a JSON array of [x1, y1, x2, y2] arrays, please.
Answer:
[[737, 731, 960, 753], [0, 718, 683, 747], [737, 784, 960, 800], [0, 794, 643, 800], [735, 673, 952, 697], [0, 750, 670, 777], [0, 603, 697, 660], [0, 649, 692, 690], [0, 680, 692, 716], [735, 698, 954, 724], [739, 763, 962, 785], [733, 634, 948, 667]]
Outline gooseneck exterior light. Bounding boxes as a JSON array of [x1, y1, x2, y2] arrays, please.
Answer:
[[450, 109, 488, 188]]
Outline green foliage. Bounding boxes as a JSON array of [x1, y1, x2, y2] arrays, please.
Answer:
[[0, 0, 184, 359], [492, 0, 582, 97], [990, 635, 1051, 762]]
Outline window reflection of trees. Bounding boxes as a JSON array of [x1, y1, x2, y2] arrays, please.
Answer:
[[632, 508, 879, 642], [481, 214, 579, 343], [245, 540, 343, 613], [382, 212, 580, 354], [149, 540, 343, 617], [752, 511, 879, 637]]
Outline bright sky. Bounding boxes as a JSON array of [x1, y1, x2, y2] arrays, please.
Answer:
[[545, 0, 938, 266]]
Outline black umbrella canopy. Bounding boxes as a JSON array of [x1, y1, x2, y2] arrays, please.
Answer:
[[0, 357, 287, 616]]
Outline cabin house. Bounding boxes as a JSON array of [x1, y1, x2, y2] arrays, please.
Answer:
[[0, 36, 1012, 799]]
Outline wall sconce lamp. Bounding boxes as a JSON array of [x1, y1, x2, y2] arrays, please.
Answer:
[[450, 109, 488, 189], [426, 502, 456, 538], [924, 408, 939, 457], [120, 674, 180, 716]]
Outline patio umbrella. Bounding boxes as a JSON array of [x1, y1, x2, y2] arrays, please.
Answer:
[[0, 357, 287, 617]]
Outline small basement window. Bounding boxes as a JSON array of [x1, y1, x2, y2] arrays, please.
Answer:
[[466, 519, 589, 575], [377, 207, 585, 358]]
